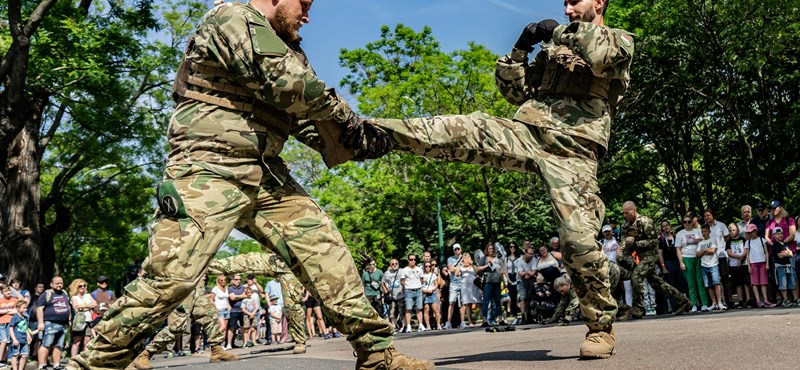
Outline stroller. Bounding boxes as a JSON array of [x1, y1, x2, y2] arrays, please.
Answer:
[[528, 273, 559, 323]]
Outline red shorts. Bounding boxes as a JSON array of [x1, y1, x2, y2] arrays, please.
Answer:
[[749, 262, 768, 285]]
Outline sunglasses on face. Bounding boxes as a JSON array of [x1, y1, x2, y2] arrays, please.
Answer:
[[683, 221, 691, 224], [78, 285, 86, 288], [408, 259, 416, 261]]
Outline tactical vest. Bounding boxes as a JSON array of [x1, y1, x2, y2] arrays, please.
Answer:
[[537, 45, 624, 108]]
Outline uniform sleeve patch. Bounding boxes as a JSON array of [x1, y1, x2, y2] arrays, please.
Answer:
[[619, 33, 632, 47]]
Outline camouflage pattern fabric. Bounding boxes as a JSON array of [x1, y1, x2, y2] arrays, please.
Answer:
[[208, 252, 306, 345], [552, 288, 580, 322], [69, 3, 391, 369], [630, 254, 690, 313], [608, 262, 631, 308], [373, 21, 633, 332], [144, 284, 223, 355]]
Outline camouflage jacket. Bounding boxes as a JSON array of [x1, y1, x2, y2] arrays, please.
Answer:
[[620, 214, 659, 257], [165, 2, 351, 185], [495, 21, 634, 156]]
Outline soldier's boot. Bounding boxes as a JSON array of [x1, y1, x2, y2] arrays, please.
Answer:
[[355, 347, 435, 370], [131, 350, 153, 370], [293, 342, 307, 354], [579, 326, 616, 359], [673, 297, 693, 315], [616, 305, 633, 321], [209, 345, 240, 363]]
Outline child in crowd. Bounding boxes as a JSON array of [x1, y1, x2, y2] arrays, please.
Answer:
[[0, 285, 20, 368], [9, 300, 32, 370], [770, 227, 797, 306], [726, 223, 752, 308], [697, 224, 726, 310], [241, 287, 259, 347], [268, 294, 283, 345], [745, 223, 776, 307]]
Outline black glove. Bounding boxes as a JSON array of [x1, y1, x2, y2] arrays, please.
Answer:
[[342, 113, 392, 160], [342, 112, 366, 150], [513, 19, 559, 53]]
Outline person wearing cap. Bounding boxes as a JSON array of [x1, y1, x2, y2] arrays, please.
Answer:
[[444, 244, 464, 330], [752, 201, 771, 238], [90, 276, 115, 320], [610, 217, 621, 240], [768, 227, 797, 306], [268, 294, 283, 345], [765, 200, 799, 305], [676, 212, 711, 312], [744, 223, 775, 308]]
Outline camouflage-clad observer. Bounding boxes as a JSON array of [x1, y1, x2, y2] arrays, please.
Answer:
[[68, 1, 430, 369], [372, 0, 631, 358]]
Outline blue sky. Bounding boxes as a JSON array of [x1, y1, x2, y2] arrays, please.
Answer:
[[298, 0, 568, 97]]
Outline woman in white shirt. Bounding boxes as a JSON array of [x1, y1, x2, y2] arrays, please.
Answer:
[[675, 213, 711, 311], [537, 245, 560, 283], [210, 275, 231, 334], [459, 254, 480, 326], [69, 279, 97, 358], [421, 262, 442, 330]]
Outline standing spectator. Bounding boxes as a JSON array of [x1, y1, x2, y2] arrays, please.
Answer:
[[421, 262, 441, 330], [769, 227, 797, 306], [422, 251, 439, 275], [659, 220, 689, 311], [726, 223, 752, 308], [401, 254, 425, 332], [459, 254, 480, 327], [475, 243, 504, 326], [737, 205, 754, 240], [210, 275, 230, 343], [601, 225, 631, 308], [676, 213, 711, 311], [9, 279, 30, 303], [226, 274, 246, 349], [516, 246, 537, 324], [697, 224, 725, 310], [382, 259, 405, 331], [361, 258, 384, 317], [765, 201, 799, 305], [703, 209, 732, 307], [28, 282, 45, 358], [504, 243, 520, 324], [241, 287, 258, 347], [37, 276, 69, 370], [244, 275, 262, 344], [9, 300, 31, 370], [68, 279, 97, 358], [268, 294, 283, 345], [444, 245, 464, 330], [745, 224, 776, 307], [90, 276, 114, 320], [0, 285, 19, 368], [302, 289, 326, 339], [265, 277, 287, 343], [610, 217, 621, 240], [752, 201, 771, 238]]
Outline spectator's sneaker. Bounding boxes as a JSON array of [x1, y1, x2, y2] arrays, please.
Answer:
[[511, 317, 519, 326], [333, 332, 342, 338], [223, 344, 232, 350], [418, 325, 427, 332], [324, 332, 333, 339], [763, 301, 777, 308], [481, 321, 490, 327], [132, 350, 153, 370], [436, 325, 443, 330], [645, 308, 656, 317], [579, 326, 615, 359], [355, 347, 435, 370], [443, 322, 452, 330], [690, 305, 698, 313], [459, 322, 468, 329], [701, 305, 711, 312], [54, 366, 67, 370], [718, 303, 727, 310], [795, 298, 800, 306], [782, 300, 793, 307]]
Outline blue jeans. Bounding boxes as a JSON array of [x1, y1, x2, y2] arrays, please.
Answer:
[[41, 321, 67, 349], [482, 282, 502, 322], [701, 265, 721, 288], [404, 289, 423, 311], [775, 265, 797, 291]]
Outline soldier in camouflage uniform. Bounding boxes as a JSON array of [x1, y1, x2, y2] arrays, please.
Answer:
[[207, 252, 307, 354], [547, 261, 631, 325], [131, 276, 235, 369], [68, 1, 432, 369], [372, 0, 631, 358], [618, 201, 692, 320]]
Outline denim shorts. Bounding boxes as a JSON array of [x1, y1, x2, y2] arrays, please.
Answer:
[[0, 323, 8, 343], [701, 265, 721, 288], [9, 342, 29, 357], [423, 292, 438, 305], [217, 308, 230, 319], [41, 321, 67, 349], [775, 265, 797, 291], [404, 289, 423, 311]]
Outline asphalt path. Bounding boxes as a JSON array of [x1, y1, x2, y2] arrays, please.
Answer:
[[126, 306, 800, 369]]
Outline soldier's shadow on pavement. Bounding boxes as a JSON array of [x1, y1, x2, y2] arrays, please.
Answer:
[[435, 349, 579, 366]]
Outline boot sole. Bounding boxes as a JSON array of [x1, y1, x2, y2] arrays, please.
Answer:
[[580, 348, 616, 359]]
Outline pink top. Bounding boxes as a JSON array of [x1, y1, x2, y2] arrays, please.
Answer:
[[767, 217, 797, 252]]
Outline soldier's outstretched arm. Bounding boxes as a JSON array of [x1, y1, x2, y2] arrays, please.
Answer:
[[208, 252, 292, 277]]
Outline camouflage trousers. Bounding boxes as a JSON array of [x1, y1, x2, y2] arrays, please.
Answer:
[[208, 252, 306, 345], [376, 112, 616, 331], [145, 286, 223, 354], [70, 165, 392, 369], [609, 262, 631, 308], [553, 288, 580, 322], [630, 254, 689, 313]]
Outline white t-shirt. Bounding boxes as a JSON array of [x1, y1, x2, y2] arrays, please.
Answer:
[[268, 305, 282, 323], [211, 286, 230, 311], [401, 266, 424, 290], [515, 257, 537, 274], [727, 238, 746, 267], [422, 272, 438, 293], [537, 254, 559, 270], [707, 220, 730, 258], [71, 293, 95, 322], [746, 237, 768, 264], [602, 237, 619, 263], [675, 228, 702, 258], [698, 238, 719, 268], [383, 269, 404, 299]]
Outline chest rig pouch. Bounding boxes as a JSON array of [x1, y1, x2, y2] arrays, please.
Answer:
[[537, 45, 611, 103]]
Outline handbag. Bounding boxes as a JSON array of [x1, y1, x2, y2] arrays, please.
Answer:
[[72, 311, 87, 332], [473, 274, 485, 289]]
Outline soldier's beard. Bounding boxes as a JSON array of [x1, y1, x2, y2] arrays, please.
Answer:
[[275, 3, 302, 41], [571, 7, 597, 23]]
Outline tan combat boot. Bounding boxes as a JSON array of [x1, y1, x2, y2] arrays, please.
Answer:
[[355, 347, 435, 370], [293, 342, 307, 354], [673, 298, 693, 315], [131, 350, 152, 370], [579, 326, 615, 359], [209, 345, 240, 363], [617, 306, 642, 321]]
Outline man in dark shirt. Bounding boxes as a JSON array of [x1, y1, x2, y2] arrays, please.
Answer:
[[751, 201, 771, 238], [91, 276, 115, 320], [658, 219, 689, 312], [226, 274, 246, 349], [37, 276, 70, 370]]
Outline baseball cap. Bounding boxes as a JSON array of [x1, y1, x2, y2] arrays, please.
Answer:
[[602, 225, 612, 232], [745, 224, 757, 233], [269, 293, 279, 301], [97, 275, 108, 283], [609, 217, 617, 223], [774, 226, 783, 234], [452, 243, 461, 251], [246, 274, 255, 280], [754, 201, 766, 209], [770, 200, 782, 209]]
